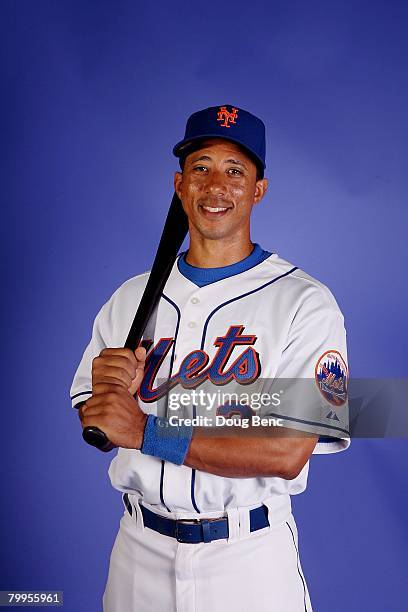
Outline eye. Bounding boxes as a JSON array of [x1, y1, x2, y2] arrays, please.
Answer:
[[193, 165, 208, 173], [227, 168, 243, 176]]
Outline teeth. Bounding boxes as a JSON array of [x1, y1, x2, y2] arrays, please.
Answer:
[[202, 206, 228, 212]]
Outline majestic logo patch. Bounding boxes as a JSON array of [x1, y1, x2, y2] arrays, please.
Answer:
[[217, 106, 238, 128], [315, 350, 348, 407]]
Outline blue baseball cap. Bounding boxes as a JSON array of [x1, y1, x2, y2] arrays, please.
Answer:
[[173, 105, 266, 173]]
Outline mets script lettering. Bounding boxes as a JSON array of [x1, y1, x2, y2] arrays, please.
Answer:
[[139, 325, 260, 402]]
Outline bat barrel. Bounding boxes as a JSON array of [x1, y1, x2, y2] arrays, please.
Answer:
[[82, 194, 188, 451]]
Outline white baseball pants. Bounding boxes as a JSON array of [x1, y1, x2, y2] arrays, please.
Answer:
[[103, 495, 313, 612]]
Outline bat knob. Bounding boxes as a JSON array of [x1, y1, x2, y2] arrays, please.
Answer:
[[82, 426, 115, 452]]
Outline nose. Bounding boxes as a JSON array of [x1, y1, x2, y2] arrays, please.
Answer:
[[204, 170, 227, 197]]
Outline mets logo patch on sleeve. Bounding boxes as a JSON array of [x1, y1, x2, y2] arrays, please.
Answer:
[[315, 350, 348, 407]]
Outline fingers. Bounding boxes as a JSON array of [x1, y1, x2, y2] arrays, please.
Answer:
[[92, 348, 138, 389], [100, 348, 138, 362], [128, 346, 147, 395], [78, 385, 146, 449], [93, 368, 133, 389], [80, 409, 111, 432], [77, 402, 86, 421], [98, 349, 138, 374], [88, 383, 129, 399], [134, 347, 147, 377], [79, 387, 124, 424], [91, 381, 126, 397], [92, 346, 148, 396], [134, 346, 147, 363]]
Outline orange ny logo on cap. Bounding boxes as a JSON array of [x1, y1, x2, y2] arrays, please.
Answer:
[[217, 106, 239, 128]]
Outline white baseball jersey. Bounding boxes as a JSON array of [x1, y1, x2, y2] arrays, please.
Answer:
[[70, 251, 350, 515]]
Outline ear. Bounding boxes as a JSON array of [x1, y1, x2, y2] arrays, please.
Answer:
[[253, 178, 268, 205], [174, 171, 183, 200]]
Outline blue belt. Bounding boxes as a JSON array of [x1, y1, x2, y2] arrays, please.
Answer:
[[123, 493, 270, 544]]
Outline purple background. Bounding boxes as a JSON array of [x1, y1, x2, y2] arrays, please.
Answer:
[[2, 1, 407, 610]]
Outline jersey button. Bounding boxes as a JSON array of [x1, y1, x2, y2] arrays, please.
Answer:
[[188, 321, 196, 329], [191, 297, 200, 304]]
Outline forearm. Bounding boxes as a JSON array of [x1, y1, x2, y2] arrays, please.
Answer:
[[184, 426, 318, 479], [78, 391, 318, 477]]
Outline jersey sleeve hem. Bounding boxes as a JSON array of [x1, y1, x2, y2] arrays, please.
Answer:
[[71, 390, 92, 408], [313, 436, 351, 454]]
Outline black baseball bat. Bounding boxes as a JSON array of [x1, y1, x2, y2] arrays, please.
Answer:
[[82, 193, 189, 451]]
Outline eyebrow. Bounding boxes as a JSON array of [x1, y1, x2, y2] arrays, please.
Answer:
[[190, 155, 248, 170]]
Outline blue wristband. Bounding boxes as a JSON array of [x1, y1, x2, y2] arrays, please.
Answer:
[[140, 415, 193, 465]]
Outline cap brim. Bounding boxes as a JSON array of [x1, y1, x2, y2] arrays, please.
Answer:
[[173, 133, 266, 169]]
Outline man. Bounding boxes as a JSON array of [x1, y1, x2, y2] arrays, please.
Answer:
[[71, 105, 350, 611]]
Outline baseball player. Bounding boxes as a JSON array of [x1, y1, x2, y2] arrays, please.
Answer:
[[71, 105, 350, 612]]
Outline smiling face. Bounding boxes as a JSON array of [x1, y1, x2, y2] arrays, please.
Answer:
[[174, 138, 268, 244]]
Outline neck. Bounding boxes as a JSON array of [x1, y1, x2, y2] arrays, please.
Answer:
[[185, 233, 254, 268]]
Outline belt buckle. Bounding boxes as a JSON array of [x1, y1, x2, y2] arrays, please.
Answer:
[[175, 518, 201, 544]]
